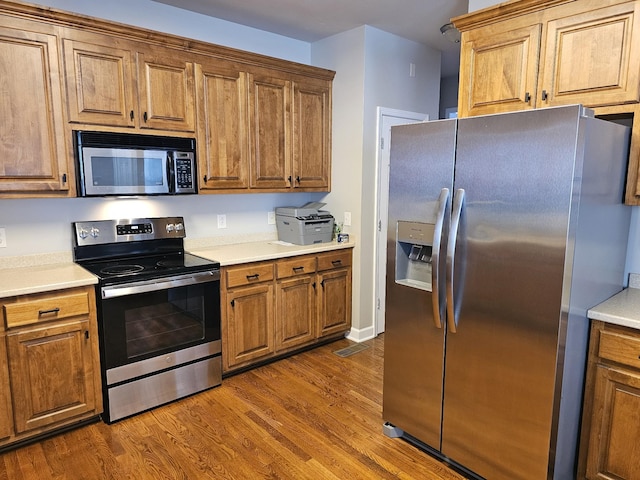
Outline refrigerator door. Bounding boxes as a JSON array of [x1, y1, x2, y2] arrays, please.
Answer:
[[383, 120, 456, 449], [441, 106, 585, 479]]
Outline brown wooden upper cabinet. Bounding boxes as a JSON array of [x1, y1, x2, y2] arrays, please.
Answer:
[[198, 66, 332, 193], [196, 59, 250, 191], [455, 0, 640, 118], [0, 17, 70, 196], [63, 33, 195, 133], [247, 72, 331, 192]]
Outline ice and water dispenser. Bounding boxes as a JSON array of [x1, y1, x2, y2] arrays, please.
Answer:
[[395, 221, 435, 292]]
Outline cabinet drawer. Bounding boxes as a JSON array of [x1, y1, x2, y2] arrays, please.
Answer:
[[225, 262, 274, 288], [317, 250, 352, 271], [275, 256, 316, 279], [4, 291, 90, 329], [598, 330, 640, 370]]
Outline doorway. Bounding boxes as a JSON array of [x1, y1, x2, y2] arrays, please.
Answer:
[[374, 107, 428, 335]]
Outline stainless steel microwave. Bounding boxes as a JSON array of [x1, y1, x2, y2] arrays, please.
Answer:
[[75, 131, 197, 197]]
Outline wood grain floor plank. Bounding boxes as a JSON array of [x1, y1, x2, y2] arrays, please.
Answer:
[[0, 335, 464, 479]]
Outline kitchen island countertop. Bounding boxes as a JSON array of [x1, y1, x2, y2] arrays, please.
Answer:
[[190, 238, 355, 266], [588, 287, 640, 330]]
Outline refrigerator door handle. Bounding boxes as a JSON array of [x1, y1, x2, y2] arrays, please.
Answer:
[[446, 188, 465, 333], [431, 188, 450, 329]]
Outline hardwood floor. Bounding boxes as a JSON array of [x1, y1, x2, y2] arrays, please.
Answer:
[[0, 335, 464, 479]]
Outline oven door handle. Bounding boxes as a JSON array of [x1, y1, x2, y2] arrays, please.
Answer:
[[101, 271, 220, 299]]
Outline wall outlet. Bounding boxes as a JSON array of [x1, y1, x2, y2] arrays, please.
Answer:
[[344, 212, 352, 226], [217, 214, 227, 229], [0, 228, 5, 248], [267, 211, 276, 225]]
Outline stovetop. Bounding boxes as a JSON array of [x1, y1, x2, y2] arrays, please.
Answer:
[[78, 252, 219, 284]]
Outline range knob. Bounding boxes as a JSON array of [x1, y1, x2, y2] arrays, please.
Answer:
[[166, 223, 175, 233], [78, 228, 89, 240], [90, 227, 100, 238], [175, 222, 184, 231]]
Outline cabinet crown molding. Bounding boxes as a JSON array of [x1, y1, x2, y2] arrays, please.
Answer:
[[452, 0, 572, 30], [0, 0, 335, 81]]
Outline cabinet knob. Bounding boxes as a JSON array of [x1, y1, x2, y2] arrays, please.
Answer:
[[203, 175, 208, 183], [541, 90, 548, 101], [321, 279, 325, 288], [143, 111, 148, 122], [524, 92, 531, 103], [296, 176, 300, 183], [231, 299, 235, 307], [288, 175, 292, 183], [130, 110, 134, 121]]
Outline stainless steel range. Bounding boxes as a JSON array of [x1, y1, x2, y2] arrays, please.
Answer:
[[72, 217, 221, 423]]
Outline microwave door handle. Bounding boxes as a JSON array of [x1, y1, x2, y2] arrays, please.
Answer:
[[167, 152, 175, 193]]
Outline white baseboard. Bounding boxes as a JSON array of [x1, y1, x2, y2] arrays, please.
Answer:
[[346, 325, 376, 343]]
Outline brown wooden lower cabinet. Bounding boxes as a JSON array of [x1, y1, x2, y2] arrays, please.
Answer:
[[222, 248, 352, 373], [0, 285, 102, 448], [579, 320, 640, 479]]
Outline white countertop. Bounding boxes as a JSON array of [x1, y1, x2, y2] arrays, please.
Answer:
[[0, 238, 354, 298], [588, 287, 640, 330], [0, 263, 98, 299], [190, 238, 354, 266]]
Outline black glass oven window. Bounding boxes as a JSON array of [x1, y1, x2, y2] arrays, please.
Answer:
[[90, 156, 164, 187], [123, 287, 205, 359]]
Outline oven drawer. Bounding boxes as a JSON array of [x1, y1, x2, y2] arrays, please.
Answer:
[[4, 290, 90, 328], [276, 255, 316, 279], [225, 262, 274, 288]]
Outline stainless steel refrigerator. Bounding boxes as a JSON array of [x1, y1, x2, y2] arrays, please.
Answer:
[[382, 105, 631, 480]]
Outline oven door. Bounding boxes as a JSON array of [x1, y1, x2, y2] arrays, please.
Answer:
[[98, 271, 220, 374]]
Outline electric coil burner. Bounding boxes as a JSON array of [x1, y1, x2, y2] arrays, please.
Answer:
[[72, 217, 221, 423]]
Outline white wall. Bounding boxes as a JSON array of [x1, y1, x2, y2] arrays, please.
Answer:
[[312, 26, 441, 338], [468, 0, 501, 12], [0, 0, 320, 261]]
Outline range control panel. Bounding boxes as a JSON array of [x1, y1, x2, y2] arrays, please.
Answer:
[[73, 217, 186, 246]]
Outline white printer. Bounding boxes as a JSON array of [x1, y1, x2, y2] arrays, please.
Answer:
[[276, 202, 335, 245]]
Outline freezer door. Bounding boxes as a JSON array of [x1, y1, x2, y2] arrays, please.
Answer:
[[441, 106, 584, 479], [383, 120, 456, 449]]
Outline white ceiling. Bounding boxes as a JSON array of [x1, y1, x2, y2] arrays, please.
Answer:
[[152, 0, 469, 76]]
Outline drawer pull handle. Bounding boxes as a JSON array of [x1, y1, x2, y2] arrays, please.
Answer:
[[38, 307, 60, 316], [293, 266, 304, 272], [246, 274, 260, 280], [331, 260, 342, 266]]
